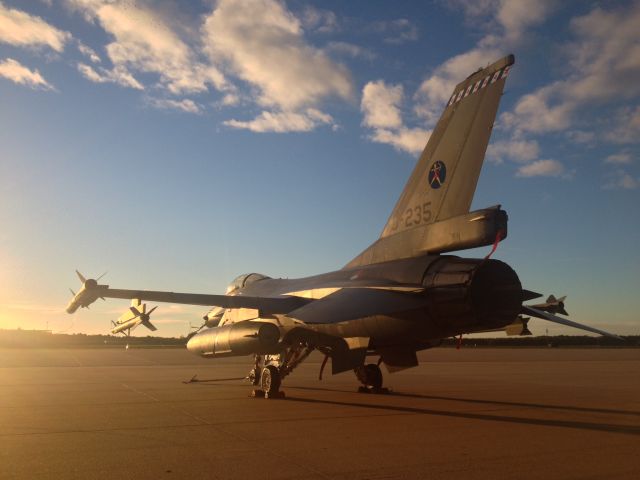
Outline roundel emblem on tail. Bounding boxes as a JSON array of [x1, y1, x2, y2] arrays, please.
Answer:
[[428, 161, 446, 189]]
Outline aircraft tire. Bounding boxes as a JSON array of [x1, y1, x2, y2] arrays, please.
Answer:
[[354, 364, 383, 389], [248, 367, 261, 386], [260, 365, 281, 398], [364, 364, 383, 389]]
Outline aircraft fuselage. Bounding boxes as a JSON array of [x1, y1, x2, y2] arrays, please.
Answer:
[[186, 253, 523, 357]]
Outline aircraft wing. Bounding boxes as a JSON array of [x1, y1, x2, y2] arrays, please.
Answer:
[[67, 285, 311, 314], [285, 287, 430, 324], [103, 288, 312, 313], [522, 306, 623, 340]]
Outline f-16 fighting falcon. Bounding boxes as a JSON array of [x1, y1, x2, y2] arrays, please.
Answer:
[[66, 55, 620, 398]]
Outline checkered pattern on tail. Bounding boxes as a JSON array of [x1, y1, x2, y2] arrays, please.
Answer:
[[446, 65, 511, 107]]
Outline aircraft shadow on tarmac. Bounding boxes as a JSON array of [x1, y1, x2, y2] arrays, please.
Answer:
[[286, 385, 640, 417], [188, 381, 640, 436], [285, 393, 640, 437]]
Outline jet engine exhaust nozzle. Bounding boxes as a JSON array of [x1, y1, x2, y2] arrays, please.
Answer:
[[423, 258, 523, 332]]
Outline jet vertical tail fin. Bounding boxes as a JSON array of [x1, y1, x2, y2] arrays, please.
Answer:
[[382, 54, 513, 237], [346, 55, 514, 268]]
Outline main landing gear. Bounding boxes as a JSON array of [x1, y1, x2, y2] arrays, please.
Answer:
[[248, 341, 314, 399], [354, 363, 389, 394], [246, 345, 391, 397]]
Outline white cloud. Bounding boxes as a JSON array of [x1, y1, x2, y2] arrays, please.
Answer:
[[446, 0, 497, 20], [300, 6, 338, 33], [224, 109, 334, 133], [326, 41, 375, 61], [67, 0, 228, 95], [0, 2, 71, 52], [370, 18, 418, 45], [77, 63, 143, 90], [496, 0, 554, 43], [501, 81, 573, 134], [447, 0, 555, 42], [502, 3, 640, 136], [368, 127, 430, 155], [439, 2, 640, 184], [77, 62, 102, 82], [516, 159, 565, 177], [603, 169, 639, 190], [0, 57, 54, 90], [65, 0, 350, 134], [148, 97, 202, 114], [605, 105, 640, 144], [77, 42, 100, 63], [487, 139, 540, 164], [566, 130, 595, 145], [217, 93, 240, 107], [361, 80, 430, 154], [415, 0, 554, 124], [201, 0, 352, 111], [415, 47, 500, 124], [361, 81, 403, 129], [604, 153, 633, 165]]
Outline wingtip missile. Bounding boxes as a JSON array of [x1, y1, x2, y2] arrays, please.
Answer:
[[531, 294, 569, 316], [111, 302, 158, 335], [66, 271, 108, 314]]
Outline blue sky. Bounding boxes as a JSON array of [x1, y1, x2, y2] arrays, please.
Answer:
[[1, 0, 638, 337]]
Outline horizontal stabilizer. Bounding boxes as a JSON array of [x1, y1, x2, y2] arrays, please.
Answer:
[[522, 290, 543, 302], [348, 206, 508, 267], [522, 306, 622, 340], [286, 288, 429, 324]]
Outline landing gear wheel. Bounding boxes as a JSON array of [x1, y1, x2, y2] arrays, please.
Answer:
[[248, 367, 261, 386], [260, 365, 283, 399], [355, 364, 388, 394]]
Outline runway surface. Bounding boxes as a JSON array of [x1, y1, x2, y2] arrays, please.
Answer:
[[1, 347, 639, 479]]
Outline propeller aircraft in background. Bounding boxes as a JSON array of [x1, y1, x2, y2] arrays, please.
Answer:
[[66, 55, 621, 398]]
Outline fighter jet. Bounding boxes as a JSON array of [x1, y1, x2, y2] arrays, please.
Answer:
[[66, 55, 621, 398], [110, 299, 158, 336]]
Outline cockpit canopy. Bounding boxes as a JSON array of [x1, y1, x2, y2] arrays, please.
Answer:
[[225, 273, 271, 294]]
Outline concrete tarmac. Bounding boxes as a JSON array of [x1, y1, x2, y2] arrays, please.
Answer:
[[1, 347, 639, 479]]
